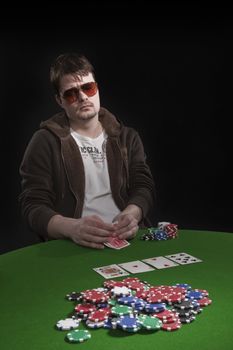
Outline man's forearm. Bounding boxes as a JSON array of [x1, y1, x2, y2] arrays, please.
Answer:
[[121, 204, 142, 222], [47, 214, 72, 239]]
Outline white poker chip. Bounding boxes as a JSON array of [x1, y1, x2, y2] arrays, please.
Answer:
[[111, 286, 130, 296], [56, 318, 80, 330], [158, 221, 171, 229]]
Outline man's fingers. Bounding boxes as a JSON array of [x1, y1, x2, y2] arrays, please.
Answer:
[[114, 220, 137, 235], [118, 226, 139, 240], [85, 226, 115, 238], [86, 216, 116, 232], [73, 238, 105, 250]]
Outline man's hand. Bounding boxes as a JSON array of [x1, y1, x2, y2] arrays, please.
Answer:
[[47, 214, 116, 249], [112, 204, 142, 240], [112, 213, 139, 240]]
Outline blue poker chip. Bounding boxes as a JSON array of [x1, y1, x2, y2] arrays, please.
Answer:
[[134, 303, 146, 311], [103, 318, 114, 329], [145, 302, 166, 313], [186, 291, 204, 300], [134, 299, 147, 307], [96, 303, 109, 308], [154, 230, 168, 241], [175, 283, 192, 290], [116, 315, 141, 330], [117, 296, 139, 306]]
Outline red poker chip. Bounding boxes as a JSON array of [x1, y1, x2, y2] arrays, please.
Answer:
[[148, 287, 163, 294], [170, 287, 186, 294], [162, 317, 180, 324], [159, 286, 177, 294], [97, 307, 111, 316], [127, 281, 145, 291], [165, 224, 178, 235], [75, 303, 96, 314], [135, 290, 150, 299], [146, 293, 164, 303], [122, 277, 140, 285], [82, 291, 109, 303], [166, 293, 186, 304], [112, 281, 126, 287], [155, 310, 179, 320], [161, 320, 182, 331], [103, 280, 125, 289], [88, 309, 109, 322], [196, 297, 212, 307], [166, 231, 177, 236]]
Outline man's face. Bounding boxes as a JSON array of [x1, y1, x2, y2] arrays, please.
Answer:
[[57, 72, 100, 122]]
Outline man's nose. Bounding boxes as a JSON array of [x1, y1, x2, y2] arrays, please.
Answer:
[[78, 90, 88, 101]]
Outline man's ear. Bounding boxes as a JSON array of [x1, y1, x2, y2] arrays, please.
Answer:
[[55, 94, 63, 108]]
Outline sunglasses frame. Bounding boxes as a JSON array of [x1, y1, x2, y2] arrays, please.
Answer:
[[61, 81, 98, 104]]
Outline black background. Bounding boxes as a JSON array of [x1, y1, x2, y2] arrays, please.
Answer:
[[1, 2, 233, 253]]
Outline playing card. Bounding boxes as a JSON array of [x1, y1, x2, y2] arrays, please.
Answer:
[[142, 256, 178, 269], [104, 237, 130, 249], [119, 260, 154, 274], [93, 264, 129, 279], [165, 252, 202, 265]]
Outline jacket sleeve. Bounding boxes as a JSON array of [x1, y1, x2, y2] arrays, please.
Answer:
[[126, 130, 156, 220], [19, 130, 59, 240]]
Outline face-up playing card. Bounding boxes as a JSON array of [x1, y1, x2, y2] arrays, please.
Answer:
[[119, 260, 155, 274], [104, 237, 130, 250], [165, 252, 202, 265], [142, 256, 179, 269], [93, 264, 129, 279]]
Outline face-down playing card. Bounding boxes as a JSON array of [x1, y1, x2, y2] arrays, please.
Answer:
[[104, 237, 130, 249]]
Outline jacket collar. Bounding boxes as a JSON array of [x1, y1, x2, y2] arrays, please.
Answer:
[[40, 107, 122, 139]]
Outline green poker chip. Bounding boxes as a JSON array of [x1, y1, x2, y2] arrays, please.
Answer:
[[138, 315, 163, 330], [66, 329, 91, 343], [108, 298, 117, 306], [111, 305, 133, 316]]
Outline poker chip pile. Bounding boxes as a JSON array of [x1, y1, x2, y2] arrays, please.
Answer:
[[141, 222, 178, 241], [55, 278, 212, 343]]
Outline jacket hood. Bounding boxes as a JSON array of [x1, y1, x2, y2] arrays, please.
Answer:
[[40, 107, 123, 139]]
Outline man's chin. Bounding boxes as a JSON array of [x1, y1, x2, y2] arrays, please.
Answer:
[[78, 112, 96, 120]]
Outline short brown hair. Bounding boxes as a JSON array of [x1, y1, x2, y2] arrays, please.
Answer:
[[50, 53, 95, 95]]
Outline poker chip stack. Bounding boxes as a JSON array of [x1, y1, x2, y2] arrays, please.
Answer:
[[55, 278, 212, 343], [141, 222, 178, 241]]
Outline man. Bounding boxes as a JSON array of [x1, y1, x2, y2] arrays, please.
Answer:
[[19, 53, 155, 249]]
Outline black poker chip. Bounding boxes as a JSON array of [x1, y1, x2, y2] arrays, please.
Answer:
[[179, 315, 196, 324], [173, 308, 193, 317], [174, 299, 198, 310], [66, 292, 82, 301]]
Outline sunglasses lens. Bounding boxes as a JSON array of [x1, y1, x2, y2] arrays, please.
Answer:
[[81, 82, 98, 97], [62, 82, 98, 104], [63, 88, 78, 104]]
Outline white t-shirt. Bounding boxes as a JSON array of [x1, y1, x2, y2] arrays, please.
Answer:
[[71, 129, 120, 223]]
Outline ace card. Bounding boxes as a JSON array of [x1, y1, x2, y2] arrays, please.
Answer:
[[165, 252, 202, 265], [119, 260, 155, 274], [142, 256, 178, 269]]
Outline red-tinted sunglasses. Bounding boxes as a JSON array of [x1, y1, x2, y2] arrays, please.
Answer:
[[62, 81, 98, 105]]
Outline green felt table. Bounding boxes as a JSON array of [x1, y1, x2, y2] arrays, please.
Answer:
[[0, 229, 233, 350]]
